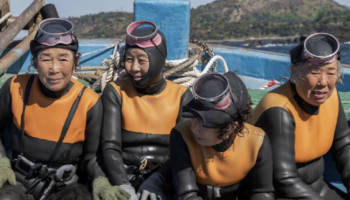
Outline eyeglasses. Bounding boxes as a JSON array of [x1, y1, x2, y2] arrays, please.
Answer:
[[192, 73, 237, 110], [126, 20, 162, 48], [35, 18, 77, 46], [301, 33, 339, 66]]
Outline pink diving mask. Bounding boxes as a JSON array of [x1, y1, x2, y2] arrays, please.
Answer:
[[126, 20, 162, 48]]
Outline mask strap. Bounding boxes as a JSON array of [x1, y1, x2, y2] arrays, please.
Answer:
[[151, 39, 166, 58]]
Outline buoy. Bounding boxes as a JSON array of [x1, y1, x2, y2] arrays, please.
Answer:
[[260, 80, 277, 90]]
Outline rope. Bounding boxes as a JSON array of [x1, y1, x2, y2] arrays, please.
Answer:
[[200, 55, 229, 75], [164, 52, 201, 88]]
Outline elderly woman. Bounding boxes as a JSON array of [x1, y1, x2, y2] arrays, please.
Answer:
[[100, 20, 192, 199], [0, 17, 129, 200], [249, 33, 350, 200], [170, 72, 275, 200]]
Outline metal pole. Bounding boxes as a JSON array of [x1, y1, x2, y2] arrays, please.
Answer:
[[0, 0, 7, 11], [0, 24, 38, 75], [0, 0, 42, 53]]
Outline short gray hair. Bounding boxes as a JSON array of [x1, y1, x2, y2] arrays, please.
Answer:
[[290, 61, 343, 85]]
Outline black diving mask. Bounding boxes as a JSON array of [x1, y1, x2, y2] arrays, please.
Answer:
[[291, 33, 340, 66], [192, 73, 238, 111]]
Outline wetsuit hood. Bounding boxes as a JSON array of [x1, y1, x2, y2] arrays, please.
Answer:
[[124, 31, 167, 90]]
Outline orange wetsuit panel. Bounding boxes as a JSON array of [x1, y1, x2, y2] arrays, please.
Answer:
[[249, 82, 338, 163], [178, 120, 265, 186], [111, 79, 187, 135], [10, 75, 99, 144]]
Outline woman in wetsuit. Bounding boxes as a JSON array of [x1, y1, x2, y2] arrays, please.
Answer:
[[170, 72, 275, 200], [0, 13, 129, 200], [249, 33, 350, 200], [100, 20, 192, 199]]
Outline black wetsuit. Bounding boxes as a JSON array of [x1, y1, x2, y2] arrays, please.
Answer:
[[170, 120, 275, 200], [0, 74, 105, 200], [249, 81, 350, 200], [100, 77, 192, 186]]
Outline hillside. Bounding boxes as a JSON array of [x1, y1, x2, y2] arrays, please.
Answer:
[[69, 0, 350, 41], [69, 12, 133, 39], [191, 0, 350, 41]]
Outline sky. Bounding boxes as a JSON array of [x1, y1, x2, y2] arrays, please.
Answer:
[[10, 0, 350, 18], [10, 0, 215, 18]]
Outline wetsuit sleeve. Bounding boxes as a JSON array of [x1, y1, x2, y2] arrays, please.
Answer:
[[0, 77, 13, 158], [83, 97, 106, 182], [170, 128, 202, 200], [157, 89, 192, 181], [100, 83, 129, 185], [255, 107, 323, 199], [177, 89, 193, 123], [330, 95, 350, 194], [246, 135, 274, 200]]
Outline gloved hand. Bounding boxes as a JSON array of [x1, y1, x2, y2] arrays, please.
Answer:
[[92, 176, 131, 200], [120, 184, 138, 200], [0, 157, 16, 189], [137, 172, 167, 200]]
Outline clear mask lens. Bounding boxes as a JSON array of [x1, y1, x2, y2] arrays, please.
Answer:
[[35, 18, 76, 46]]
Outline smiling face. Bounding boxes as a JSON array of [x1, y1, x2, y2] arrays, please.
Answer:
[[292, 61, 339, 106], [124, 48, 150, 82], [36, 48, 77, 92]]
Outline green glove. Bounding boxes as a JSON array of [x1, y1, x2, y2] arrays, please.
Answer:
[[92, 176, 131, 200], [0, 157, 16, 189]]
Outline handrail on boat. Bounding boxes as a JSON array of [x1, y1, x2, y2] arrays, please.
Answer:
[[0, 24, 38, 75], [0, 0, 42, 53], [0, 0, 44, 75], [200, 55, 229, 75]]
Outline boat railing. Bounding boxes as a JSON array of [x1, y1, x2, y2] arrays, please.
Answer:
[[0, 0, 44, 76]]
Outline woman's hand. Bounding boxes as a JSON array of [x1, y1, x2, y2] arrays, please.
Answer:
[[0, 157, 16, 189], [137, 172, 167, 200], [92, 176, 130, 200]]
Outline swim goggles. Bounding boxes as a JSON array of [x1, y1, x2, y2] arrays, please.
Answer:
[[192, 73, 237, 110], [35, 18, 77, 46], [126, 20, 162, 48], [301, 33, 339, 66]]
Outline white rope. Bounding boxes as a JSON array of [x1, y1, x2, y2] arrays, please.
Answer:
[[100, 53, 120, 91], [200, 55, 229, 75]]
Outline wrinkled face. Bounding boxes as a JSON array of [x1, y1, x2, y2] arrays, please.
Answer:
[[36, 48, 76, 92], [292, 61, 338, 106], [190, 118, 233, 147], [124, 48, 150, 82]]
